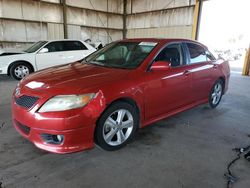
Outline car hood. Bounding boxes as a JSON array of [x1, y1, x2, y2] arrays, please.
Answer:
[[21, 62, 131, 95], [0, 48, 25, 56]]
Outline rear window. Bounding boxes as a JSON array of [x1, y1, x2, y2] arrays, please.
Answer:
[[205, 50, 216, 61]]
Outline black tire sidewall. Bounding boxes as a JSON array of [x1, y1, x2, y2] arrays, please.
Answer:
[[10, 62, 32, 80], [209, 79, 223, 108], [95, 101, 139, 151]]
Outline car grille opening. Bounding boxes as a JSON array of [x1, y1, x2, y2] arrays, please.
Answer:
[[15, 95, 39, 109], [15, 120, 30, 135]]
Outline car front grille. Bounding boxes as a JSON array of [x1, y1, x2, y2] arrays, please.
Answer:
[[15, 120, 30, 135], [15, 95, 39, 109]]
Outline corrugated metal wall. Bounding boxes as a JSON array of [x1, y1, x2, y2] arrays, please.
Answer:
[[126, 0, 195, 39], [0, 0, 196, 49], [0, 0, 123, 48]]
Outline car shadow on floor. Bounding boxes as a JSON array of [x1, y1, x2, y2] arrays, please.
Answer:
[[0, 75, 16, 82]]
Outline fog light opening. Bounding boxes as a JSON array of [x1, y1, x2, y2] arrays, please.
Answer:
[[41, 133, 64, 145], [55, 135, 64, 143]]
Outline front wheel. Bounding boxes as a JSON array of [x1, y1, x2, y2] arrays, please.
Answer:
[[10, 62, 33, 80], [209, 79, 224, 108], [95, 101, 138, 151]]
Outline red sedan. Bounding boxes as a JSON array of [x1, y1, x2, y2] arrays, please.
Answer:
[[12, 38, 230, 154]]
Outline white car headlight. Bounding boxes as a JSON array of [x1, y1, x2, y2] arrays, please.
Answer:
[[39, 93, 96, 112]]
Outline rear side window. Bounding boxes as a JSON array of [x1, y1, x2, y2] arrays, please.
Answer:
[[63, 41, 88, 51], [155, 43, 184, 67], [186, 43, 207, 64]]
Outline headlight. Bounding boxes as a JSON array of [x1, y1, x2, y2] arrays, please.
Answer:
[[38, 93, 96, 112]]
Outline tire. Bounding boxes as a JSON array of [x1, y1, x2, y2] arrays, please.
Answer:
[[95, 101, 139, 151], [10, 62, 33, 80], [209, 79, 224, 108]]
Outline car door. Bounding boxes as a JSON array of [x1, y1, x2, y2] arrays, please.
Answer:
[[35, 41, 66, 70], [184, 42, 215, 102], [144, 43, 193, 120]]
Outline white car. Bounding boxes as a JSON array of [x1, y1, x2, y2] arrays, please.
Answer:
[[0, 39, 96, 80]]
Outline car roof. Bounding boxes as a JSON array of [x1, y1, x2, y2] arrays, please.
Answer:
[[43, 39, 85, 42], [120, 38, 208, 49]]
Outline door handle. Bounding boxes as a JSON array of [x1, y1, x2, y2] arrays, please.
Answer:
[[183, 70, 191, 76]]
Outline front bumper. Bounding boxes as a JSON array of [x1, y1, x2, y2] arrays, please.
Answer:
[[0, 66, 8, 74], [12, 91, 106, 154], [13, 119, 94, 154]]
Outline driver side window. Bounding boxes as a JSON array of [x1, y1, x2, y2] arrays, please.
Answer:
[[155, 43, 184, 67]]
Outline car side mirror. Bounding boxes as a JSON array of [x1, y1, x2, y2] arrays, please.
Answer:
[[151, 61, 171, 71], [39, 48, 49, 54]]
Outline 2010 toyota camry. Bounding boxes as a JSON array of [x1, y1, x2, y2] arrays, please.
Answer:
[[12, 38, 230, 154]]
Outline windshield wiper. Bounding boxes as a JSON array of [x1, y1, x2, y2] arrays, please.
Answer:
[[84, 61, 107, 67], [83, 60, 132, 69], [82, 59, 88, 64]]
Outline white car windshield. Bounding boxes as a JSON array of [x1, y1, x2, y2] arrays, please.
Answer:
[[84, 41, 158, 69], [24, 41, 48, 53]]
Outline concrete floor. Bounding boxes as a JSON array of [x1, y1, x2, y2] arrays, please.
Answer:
[[0, 72, 250, 188]]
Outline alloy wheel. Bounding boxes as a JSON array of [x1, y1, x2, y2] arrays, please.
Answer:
[[103, 109, 134, 146], [211, 82, 222, 105]]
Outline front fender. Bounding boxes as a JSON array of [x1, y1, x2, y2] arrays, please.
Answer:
[[102, 86, 145, 127]]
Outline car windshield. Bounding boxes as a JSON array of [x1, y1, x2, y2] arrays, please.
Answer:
[[84, 41, 158, 69], [24, 41, 48, 53]]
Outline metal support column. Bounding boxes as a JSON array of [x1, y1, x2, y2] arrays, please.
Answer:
[[192, 0, 203, 40], [61, 0, 68, 39], [123, 0, 127, 39], [242, 44, 250, 76]]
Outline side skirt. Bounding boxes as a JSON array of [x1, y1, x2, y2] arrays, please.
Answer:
[[141, 99, 208, 128]]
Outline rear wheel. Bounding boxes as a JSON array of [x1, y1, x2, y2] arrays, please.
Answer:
[[209, 79, 223, 108], [10, 62, 33, 80], [95, 101, 138, 151]]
